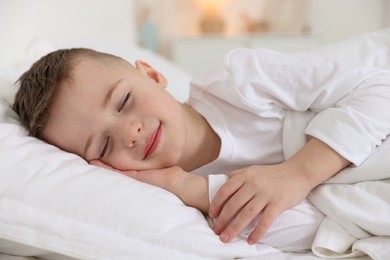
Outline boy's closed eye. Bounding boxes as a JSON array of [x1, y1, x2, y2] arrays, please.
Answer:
[[99, 136, 111, 159], [118, 92, 131, 112], [99, 91, 131, 159]]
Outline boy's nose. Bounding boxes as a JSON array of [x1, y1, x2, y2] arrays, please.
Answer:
[[125, 123, 142, 148]]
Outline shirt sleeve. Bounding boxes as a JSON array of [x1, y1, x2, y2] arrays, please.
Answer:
[[208, 174, 228, 203], [227, 48, 390, 165]]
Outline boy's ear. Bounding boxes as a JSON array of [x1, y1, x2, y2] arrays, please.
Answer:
[[135, 60, 167, 88]]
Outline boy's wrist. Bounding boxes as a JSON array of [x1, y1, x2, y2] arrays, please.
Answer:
[[174, 173, 209, 214], [283, 137, 350, 189]]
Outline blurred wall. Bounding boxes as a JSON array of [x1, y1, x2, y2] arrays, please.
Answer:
[[142, 0, 389, 55], [0, 0, 136, 69], [1, 0, 388, 68], [309, 0, 386, 43]]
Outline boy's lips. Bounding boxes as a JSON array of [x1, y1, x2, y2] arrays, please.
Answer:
[[143, 123, 161, 159]]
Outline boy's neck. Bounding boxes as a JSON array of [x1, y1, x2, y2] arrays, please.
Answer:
[[178, 104, 221, 172]]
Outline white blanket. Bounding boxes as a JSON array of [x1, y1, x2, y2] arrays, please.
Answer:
[[283, 110, 390, 259]]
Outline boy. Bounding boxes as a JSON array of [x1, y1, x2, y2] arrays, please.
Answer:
[[13, 47, 390, 247]]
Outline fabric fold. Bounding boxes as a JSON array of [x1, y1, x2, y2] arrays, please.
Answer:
[[283, 110, 390, 260]]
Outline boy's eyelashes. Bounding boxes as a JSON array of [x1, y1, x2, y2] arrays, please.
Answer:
[[118, 92, 131, 112], [98, 92, 131, 159], [99, 136, 111, 159], [99, 91, 131, 159]]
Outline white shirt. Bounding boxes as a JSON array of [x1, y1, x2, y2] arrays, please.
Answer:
[[187, 48, 390, 251], [188, 48, 390, 177]]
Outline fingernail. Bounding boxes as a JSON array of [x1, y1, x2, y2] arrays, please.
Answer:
[[247, 237, 256, 245], [220, 232, 230, 243], [209, 211, 215, 218]]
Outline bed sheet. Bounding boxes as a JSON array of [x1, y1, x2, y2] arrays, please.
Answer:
[[0, 252, 373, 260], [0, 253, 34, 260], [0, 252, 355, 260], [283, 111, 390, 259]]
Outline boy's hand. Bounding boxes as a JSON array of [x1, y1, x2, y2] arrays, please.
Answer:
[[89, 160, 187, 193], [209, 138, 350, 245], [209, 164, 310, 245], [90, 160, 210, 213]]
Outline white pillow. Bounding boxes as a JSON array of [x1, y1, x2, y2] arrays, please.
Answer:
[[0, 45, 271, 259], [1, 29, 390, 259]]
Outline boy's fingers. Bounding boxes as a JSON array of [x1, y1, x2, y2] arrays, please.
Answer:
[[247, 205, 281, 244], [89, 159, 115, 170], [90, 160, 125, 174], [209, 177, 243, 218], [89, 162, 179, 190], [120, 170, 140, 179], [212, 186, 254, 235], [218, 197, 265, 243], [124, 167, 180, 190], [123, 169, 161, 185], [89, 160, 140, 177]]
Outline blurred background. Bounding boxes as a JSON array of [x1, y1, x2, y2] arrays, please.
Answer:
[[1, 0, 389, 78]]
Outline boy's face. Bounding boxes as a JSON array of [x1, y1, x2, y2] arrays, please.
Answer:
[[42, 58, 187, 171]]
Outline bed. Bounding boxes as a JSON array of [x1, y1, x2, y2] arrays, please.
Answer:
[[1, 2, 390, 259]]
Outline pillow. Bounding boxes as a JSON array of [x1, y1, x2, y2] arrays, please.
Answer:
[[0, 45, 272, 259]]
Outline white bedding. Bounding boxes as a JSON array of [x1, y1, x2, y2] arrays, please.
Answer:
[[1, 29, 390, 259], [284, 110, 390, 259], [280, 34, 390, 258]]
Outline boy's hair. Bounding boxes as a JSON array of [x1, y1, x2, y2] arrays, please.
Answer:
[[13, 48, 125, 138]]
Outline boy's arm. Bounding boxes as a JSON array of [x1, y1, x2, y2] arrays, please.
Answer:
[[90, 161, 210, 214], [209, 137, 350, 244], [132, 166, 210, 214], [173, 170, 209, 213]]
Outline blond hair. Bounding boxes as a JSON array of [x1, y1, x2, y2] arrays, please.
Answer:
[[13, 48, 126, 137]]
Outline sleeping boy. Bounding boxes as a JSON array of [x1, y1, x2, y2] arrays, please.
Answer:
[[12, 47, 390, 250]]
